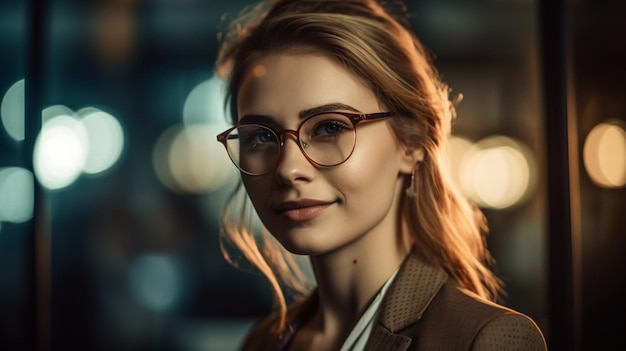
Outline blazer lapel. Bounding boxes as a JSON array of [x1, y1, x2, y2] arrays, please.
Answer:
[[364, 251, 448, 351]]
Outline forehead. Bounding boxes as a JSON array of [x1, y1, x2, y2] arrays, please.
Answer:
[[236, 52, 381, 122]]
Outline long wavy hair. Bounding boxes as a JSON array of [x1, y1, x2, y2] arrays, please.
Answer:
[[216, 0, 503, 335]]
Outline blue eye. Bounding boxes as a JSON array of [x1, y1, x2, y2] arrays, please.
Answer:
[[312, 120, 349, 137], [239, 126, 277, 150], [250, 131, 274, 143]]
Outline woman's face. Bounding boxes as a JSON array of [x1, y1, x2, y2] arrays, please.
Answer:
[[236, 52, 416, 256]]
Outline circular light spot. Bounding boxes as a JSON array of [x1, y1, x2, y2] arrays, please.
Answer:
[[1, 79, 25, 141], [153, 125, 183, 193], [128, 254, 181, 312], [446, 135, 474, 187], [166, 125, 235, 193], [583, 120, 626, 188], [42, 105, 75, 123], [77, 107, 125, 174], [0, 167, 34, 223], [459, 136, 537, 209], [182, 76, 229, 126], [33, 114, 89, 190]]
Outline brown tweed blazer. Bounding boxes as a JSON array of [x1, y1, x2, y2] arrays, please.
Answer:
[[241, 251, 548, 350]]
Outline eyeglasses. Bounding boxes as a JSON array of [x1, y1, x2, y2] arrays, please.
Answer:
[[216, 111, 393, 175]]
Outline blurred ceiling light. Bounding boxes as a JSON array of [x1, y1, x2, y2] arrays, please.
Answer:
[[182, 76, 229, 126], [458, 135, 537, 209], [1, 79, 25, 141], [583, 120, 626, 188], [33, 114, 89, 190], [77, 107, 125, 174], [0, 167, 34, 223], [153, 124, 234, 194]]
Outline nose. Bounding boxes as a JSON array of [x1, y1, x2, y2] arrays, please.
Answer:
[[274, 131, 315, 185]]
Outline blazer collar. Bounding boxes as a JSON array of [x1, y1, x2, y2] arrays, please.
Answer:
[[279, 251, 448, 351], [364, 251, 448, 351]]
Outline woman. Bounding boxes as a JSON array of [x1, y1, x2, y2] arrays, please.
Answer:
[[215, 0, 547, 350]]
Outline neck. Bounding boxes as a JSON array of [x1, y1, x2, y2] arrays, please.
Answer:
[[308, 225, 412, 335]]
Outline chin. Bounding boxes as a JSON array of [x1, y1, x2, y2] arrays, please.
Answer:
[[277, 241, 322, 256], [273, 236, 334, 256]]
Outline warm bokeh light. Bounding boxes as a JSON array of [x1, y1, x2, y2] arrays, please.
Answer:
[[94, 0, 135, 68], [34, 114, 89, 190], [153, 125, 182, 192], [77, 107, 125, 174], [457, 135, 537, 209], [0, 167, 34, 223], [583, 120, 626, 188], [447, 135, 474, 187], [183, 76, 229, 126], [153, 124, 235, 194], [1, 79, 25, 141], [154, 75, 236, 194]]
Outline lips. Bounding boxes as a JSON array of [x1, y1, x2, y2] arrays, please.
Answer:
[[274, 199, 334, 222]]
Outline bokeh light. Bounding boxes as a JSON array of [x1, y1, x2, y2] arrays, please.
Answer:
[[1, 79, 25, 141], [153, 124, 235, 193], [154, 74, 236, 194], [33, 106, 126, 190], [447, 135, 474, 187], [77, 107, 125, 174], [457, 135, 537, 209], [0, 167, 34, 223], [42, 104, 75, 123], [128, 254, 182, 312], [182, 76, 229, 126], [153, 125, 183, 193], [33, 114, 89, 190], [583, 120, 626, 188]]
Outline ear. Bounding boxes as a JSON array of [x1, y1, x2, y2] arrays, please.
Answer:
[[399, 146, 425, 174]]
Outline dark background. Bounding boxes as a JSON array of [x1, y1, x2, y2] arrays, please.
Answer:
[[0, 0, 624, 350]]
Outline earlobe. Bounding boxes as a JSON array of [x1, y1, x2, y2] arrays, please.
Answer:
[[412, 147, 425, 163], [400, 146, 425, 174]]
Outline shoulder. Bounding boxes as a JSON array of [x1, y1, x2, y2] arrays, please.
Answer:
[[417, 279, 547, 350], [240, 294, 317, 351], [240, 310, 282, 351], [471, 311, 547, 350]]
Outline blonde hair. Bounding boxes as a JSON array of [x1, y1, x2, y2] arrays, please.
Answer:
[[216, 0, 503, 335]]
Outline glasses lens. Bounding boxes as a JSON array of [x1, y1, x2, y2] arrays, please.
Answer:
[[226, 125, 280, 175], [300, 113, 356, 166]]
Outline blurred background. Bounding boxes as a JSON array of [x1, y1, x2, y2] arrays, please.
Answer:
[[0, 0, 624, 350]]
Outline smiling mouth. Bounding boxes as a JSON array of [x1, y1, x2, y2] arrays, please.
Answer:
[[275, 201, 334, 222]]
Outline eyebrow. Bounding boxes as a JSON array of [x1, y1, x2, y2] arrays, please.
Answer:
[[239, 102, 361, 125], [238, 114, 274, 125], [299, 103, 360, 119]]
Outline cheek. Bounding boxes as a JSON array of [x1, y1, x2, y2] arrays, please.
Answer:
[[333, 135, 402, 203]]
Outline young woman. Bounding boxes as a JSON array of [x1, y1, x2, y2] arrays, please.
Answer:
[[215, 0, 548, 350]]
